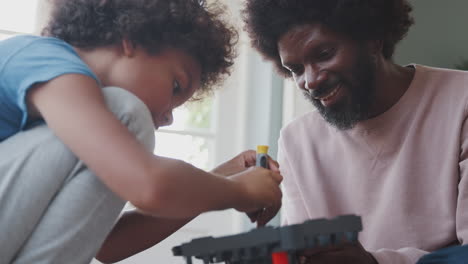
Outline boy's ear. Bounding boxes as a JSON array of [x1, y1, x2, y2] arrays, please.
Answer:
[[121, 38, 136, 57]]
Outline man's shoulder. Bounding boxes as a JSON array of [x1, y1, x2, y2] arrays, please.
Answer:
[[414, 64, 468, 99], [415, 64, 468, 81]]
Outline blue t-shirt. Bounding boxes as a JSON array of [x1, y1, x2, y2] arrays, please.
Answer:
[[0, 35, 99, 142]]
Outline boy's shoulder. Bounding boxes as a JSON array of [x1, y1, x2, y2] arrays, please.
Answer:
[[0, 35, 76, 67], [0, 34, 87, 72], [1, 35, 72, 53], [1, 35, 52, 49], [1, 34, 64, 44], [0, 34, 99, 91]]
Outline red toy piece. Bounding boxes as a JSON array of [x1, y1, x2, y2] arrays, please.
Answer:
[[272, 252, 289, 264]]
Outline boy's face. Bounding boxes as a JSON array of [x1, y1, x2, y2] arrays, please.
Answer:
[[108, 46, 201, 129], [278, 23, 376, 130]]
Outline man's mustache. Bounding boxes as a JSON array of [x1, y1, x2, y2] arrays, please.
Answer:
[[308, 75, 341, 99]]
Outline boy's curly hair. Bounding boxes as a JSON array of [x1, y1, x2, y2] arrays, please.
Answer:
[[42, 0, 238, 95], [242, 0, 414, 77]]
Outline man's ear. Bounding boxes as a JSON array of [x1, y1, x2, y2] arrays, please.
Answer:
[[121, 38, 136, 57]]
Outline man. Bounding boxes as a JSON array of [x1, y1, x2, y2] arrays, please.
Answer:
[[243, 0, 468, 263], [417, 245, 468, 264]]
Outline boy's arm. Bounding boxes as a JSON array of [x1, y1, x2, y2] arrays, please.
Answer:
[[97, 150, 282, 263], [28, 74, 282, 218], [96, 210, 192, 263]]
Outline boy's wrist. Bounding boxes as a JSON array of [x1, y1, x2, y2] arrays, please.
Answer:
[[225, 174, 255, 213]]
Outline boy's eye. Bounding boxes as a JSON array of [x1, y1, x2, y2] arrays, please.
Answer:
[[284, 65, 303, 75], [317, 47, 335, 61], [290, 66, 303, 75], [173, 80, 182, 95]]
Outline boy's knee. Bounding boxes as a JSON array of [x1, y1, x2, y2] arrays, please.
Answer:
[[101, 87, 155, 152]]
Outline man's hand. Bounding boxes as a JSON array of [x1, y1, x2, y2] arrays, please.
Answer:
[[298, 242, 378, 264]]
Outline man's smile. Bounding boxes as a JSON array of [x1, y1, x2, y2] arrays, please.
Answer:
[[314, 83, 344, 107]]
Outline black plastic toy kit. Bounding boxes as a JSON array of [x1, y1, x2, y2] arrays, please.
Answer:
[[172, 214, 362, 264]]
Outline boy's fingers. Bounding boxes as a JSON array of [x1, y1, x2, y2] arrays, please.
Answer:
[[242, 150, 257, 167], [247, 210, 260, 222], [271, 171, 283, 183], [256, 201, 282, 227], [262, 200, 280, 223], [267, 158, 280, 171]]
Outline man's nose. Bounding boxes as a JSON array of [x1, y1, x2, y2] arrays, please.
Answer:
[[304, 66, 327, 92]]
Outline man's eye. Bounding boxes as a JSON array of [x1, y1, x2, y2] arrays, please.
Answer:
[[173, 80, 182, 94]]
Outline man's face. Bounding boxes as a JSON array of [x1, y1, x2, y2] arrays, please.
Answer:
[[278, 24, 377, 130]]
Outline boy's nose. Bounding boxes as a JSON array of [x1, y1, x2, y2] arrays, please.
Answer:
[[159, 111, 174, 127]]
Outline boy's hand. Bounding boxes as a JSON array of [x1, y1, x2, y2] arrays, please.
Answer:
[[211, 150, 280, 176], [211, 150, 282, 226], [229, 167, 283, 221], [247, 199, 282, 227]]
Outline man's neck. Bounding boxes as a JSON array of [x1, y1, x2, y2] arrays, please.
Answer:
[[369, 59, 415, 117]]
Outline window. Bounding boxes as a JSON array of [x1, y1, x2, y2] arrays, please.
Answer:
[[155, 98, 215, 170], [0, 0, 40, 39]]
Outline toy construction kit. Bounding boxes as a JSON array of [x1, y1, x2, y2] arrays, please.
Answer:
[[173, 214, 362, 264]]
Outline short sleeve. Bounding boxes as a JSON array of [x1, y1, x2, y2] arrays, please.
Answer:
[[0, 35, 99, 137]]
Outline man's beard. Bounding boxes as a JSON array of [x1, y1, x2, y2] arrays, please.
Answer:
[[304, 50, 376, 130]]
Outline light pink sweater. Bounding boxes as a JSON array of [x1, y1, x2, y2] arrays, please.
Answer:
[[278, 65, 468, 263]]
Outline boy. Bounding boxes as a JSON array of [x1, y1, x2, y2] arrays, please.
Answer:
[[0, 0, 283, 263]]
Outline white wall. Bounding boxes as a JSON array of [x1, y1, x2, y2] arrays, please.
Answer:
[[395, 0, 468, 68], [34, 0, 51, 34]]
